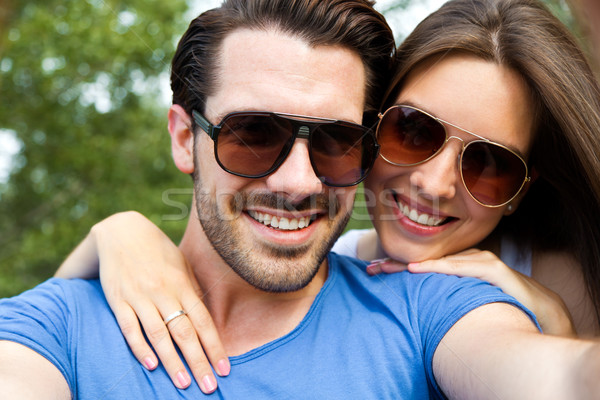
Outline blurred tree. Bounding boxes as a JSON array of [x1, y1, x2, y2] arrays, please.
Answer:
[[541, 0, 578, 29], [0, 0, 190, 296]]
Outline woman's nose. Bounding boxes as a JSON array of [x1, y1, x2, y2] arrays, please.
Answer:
[[409, 138, 463, 202]]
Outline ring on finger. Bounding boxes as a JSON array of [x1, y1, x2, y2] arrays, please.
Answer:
[[164, 310, 187, 325]]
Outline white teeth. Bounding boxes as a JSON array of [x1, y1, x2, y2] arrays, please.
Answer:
[[279, 217, 289, 230], [417, 214, 429, 225], [289, 219, 298, 230], [248, 211, 313, 231], [398, 202, 446, 227], [409, 209, 419, 222]]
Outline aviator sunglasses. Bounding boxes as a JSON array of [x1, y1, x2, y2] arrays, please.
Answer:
[[376, 105, 530, 207], [192, 110, 379, 187]]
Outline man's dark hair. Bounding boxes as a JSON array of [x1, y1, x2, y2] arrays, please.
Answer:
[[171, 0, 395, 128]]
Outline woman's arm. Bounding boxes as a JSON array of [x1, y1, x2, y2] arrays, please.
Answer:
[[55, 230, 100, 279], [55, 211, 229, 394]]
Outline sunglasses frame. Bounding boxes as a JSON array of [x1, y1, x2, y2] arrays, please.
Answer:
[[377, 105, 531, 208], [192, 110, 380, 187]]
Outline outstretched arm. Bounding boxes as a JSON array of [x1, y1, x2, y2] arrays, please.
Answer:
[[56, 211, 229, 394], [0, 341, 70, 399], [434, 302, 599, 399]]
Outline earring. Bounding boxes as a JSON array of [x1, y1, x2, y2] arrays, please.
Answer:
[[507, 204, 513, 212]]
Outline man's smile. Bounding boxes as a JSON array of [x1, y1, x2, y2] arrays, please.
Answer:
[[248, 210, 316, 231]]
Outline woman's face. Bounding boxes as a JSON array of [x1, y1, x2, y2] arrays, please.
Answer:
[[365, 54, 535, 263]]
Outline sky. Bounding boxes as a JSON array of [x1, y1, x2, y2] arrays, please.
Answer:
[[0, 0, 446, 183]]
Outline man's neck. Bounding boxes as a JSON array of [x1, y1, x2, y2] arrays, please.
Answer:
[[178, 214, 328, 356]]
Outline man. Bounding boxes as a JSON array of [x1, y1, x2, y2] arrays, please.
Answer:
[[1, 0, 599, 399]]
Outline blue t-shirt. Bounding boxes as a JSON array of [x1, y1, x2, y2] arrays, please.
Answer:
[[0, 252, 537, 399]]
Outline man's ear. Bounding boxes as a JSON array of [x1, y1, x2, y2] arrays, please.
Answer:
[[168, 104, 195, 174]]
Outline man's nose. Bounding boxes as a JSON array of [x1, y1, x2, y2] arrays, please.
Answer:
[[264, 139, 324, 203]]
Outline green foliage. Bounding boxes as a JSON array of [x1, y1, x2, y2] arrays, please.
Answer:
[[345, 184, 375, 232], [0, 0, 190, 296], [543, 0, 578, 31], [542, 0, 591, 58]]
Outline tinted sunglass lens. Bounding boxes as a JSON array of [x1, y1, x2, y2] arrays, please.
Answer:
[[311, 124, 375, 186], [214, 112, 375, 187], [216, 114, 293, 177], [379, 106, 446, 165], [461, 141, 527, 206]]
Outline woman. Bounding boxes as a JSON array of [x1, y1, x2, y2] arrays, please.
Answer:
[[57, 0, 600, 392]]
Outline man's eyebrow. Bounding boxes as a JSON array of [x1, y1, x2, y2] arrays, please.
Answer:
[[211, 109, 261, 124], [202, 111, 227, 125]]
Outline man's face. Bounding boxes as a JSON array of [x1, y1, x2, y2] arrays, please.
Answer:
[[192, 28, 366, 292]]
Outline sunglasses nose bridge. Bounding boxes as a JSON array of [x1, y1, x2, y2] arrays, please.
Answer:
[[264, 132, 324, 199], [443, 136, 467, 163], [279, 123, 321, 179], [296, 124, 311, 140], [446, 135, 465, 147]]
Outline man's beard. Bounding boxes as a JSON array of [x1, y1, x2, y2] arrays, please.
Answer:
[[193, 175, 351, 293]]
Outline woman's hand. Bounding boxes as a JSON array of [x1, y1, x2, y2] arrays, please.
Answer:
[[57, 211, 229, 393], [367, 249, 576, 336]]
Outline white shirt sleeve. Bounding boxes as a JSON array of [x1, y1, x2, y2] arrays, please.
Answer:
[[330, 229, 372, 259], [499, 235, 533, 277]]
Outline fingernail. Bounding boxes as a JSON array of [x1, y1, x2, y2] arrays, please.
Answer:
[[176, 371, 191, 389], [217, 359, 231, 376], [366, 265, 380, 275], [408, 262, 420, 268], [201, 374, 217, 394], [143, 356, 157, 370]]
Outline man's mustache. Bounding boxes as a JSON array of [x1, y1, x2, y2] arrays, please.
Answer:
[[233, 192, 338, 216]]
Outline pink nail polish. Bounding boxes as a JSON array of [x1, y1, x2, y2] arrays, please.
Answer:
[[366, 264, 383, 276], [176, 371, 191, 389], [217, 359, 231, 376], [143, 357, 157, 370], [201, 375, 217, 393]]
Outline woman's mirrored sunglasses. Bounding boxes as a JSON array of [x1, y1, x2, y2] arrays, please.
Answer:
[[376, 105, 530, 207], [192, 110, 379, 187]]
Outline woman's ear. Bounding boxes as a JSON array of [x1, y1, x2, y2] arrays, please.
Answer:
[[168, 104, 195, 174], [503, 167, 537, 216]]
